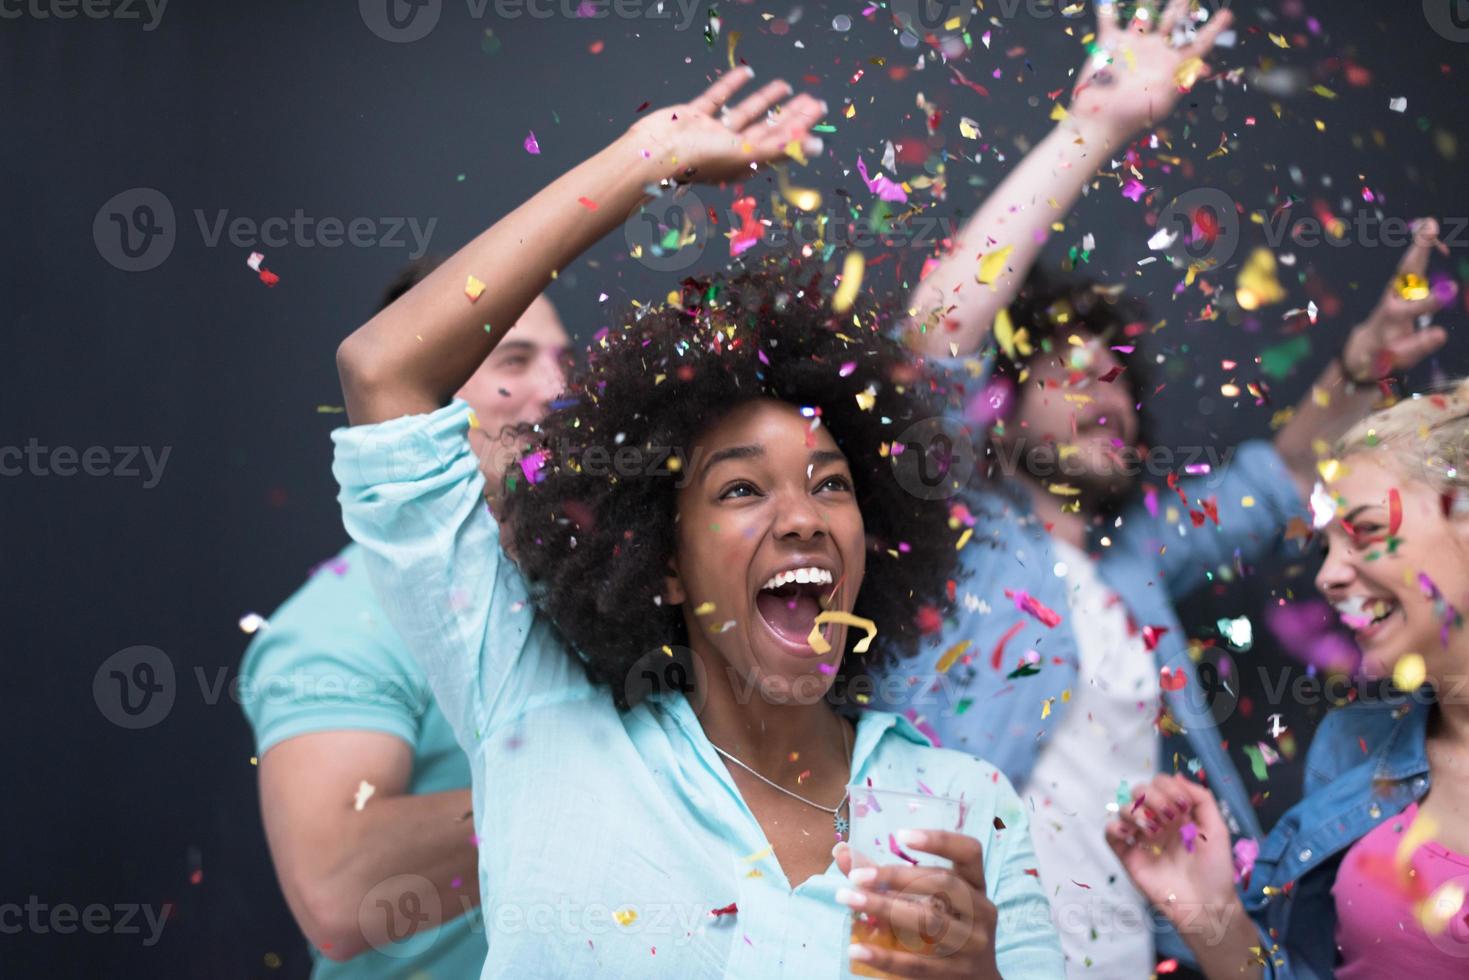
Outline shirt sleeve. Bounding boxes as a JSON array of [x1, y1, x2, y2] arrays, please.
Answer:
[[1117, 440, 1307, 601], [970, 767, 1067, 979], [331, 400, 584, 747], [238, 563, 427, 755]]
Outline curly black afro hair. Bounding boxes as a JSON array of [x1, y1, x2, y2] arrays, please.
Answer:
[[499, 255, 966, 709]]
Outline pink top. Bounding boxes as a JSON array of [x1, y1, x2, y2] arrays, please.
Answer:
[[1334, 802, 1469, 977]]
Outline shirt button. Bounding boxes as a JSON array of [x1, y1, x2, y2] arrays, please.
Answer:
[[1298, 848, 1313, 862]]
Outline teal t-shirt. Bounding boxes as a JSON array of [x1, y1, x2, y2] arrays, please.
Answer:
[[240, 542, 486, 979]]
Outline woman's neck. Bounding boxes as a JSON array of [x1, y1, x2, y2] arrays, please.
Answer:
[[690, 653, 851, 776]]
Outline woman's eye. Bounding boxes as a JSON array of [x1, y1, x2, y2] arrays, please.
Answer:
[[816, 475, 853, 493], [719, 482, 759, 500]]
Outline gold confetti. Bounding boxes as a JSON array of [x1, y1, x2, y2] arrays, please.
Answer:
[[464, 275, 486, 302], [1395, 273, 1431, 301], [613, 907, 638, 927], [693, 601, 717, 616], [977, 245, 1016, 286], [936, 640, 971, 673], [806, 611, 878, 656], [832, 252, 865, 313], [1393, 653, 1427, 692], [1236, 248, 1286, 310]]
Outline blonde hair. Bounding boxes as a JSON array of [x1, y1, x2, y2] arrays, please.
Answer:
[[1336, 379, 1469, 495]]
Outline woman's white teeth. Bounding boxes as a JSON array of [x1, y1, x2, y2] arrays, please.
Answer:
[[1334, 596, 1396, 624], [759, 567, 834, 592]]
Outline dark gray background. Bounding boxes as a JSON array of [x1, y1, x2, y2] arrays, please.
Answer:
[[5, 1, 1469, 975]]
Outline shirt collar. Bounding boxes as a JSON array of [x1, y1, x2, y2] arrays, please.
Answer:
[[1373, 696, 1433, 783]]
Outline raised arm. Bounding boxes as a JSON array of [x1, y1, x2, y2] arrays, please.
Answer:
[[907, 0, 1233, 357], [1273, 220, 1454, 499], [337, 68, 828, 425]]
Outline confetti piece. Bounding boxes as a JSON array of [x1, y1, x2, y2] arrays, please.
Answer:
[[1419, 881, 1467, 936], [806, 610, 878, 655], [577, 196, 599, 210], [613, 908, 638, 927], [524, 131, 540, 155], [1003, 589, 1062, 628], [239, 612, 268, 634], [976, 245, 1015, 287], [935, 640, 971, 674], [831, 252, 864, 313], [465, 275, 486, 302], [1393, 653, 1427, 691], [1236, 248, 1286, 311], [353, 780, 376, 811], [1158, 666, 1187, 692], [1395, 273, 1431, 301], [694, 601, 717, 616], [709, 902, 738, 918], [990, 621, 1026, 671]]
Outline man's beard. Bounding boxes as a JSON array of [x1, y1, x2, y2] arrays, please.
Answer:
[[1012, 439, 1142, 511]]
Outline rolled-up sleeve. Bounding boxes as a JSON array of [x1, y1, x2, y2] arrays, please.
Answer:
[[332, 400, 571, 746]]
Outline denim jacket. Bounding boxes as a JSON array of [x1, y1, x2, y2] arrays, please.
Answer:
[[871, 354, 1307, 963], [1242, 696, 1433, 978]]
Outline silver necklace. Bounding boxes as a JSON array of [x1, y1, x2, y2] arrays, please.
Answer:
[[711, 721, 852, 836]]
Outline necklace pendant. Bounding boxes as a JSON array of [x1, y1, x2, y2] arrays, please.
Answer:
[[834, 812, 850, 836]]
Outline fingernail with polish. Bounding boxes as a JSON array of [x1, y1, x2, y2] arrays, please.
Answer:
[[850, 866, 878, 885], [836, 888, 867, 909], [848, 943, 874, 963], [897, 829, 929, 848]]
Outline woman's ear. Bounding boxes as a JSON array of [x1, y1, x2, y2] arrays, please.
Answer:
[[662, 558, 687, 606]]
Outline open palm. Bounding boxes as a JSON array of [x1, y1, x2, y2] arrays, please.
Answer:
[[628, 68, 827, 186], [1070, 0, 1234, 143]]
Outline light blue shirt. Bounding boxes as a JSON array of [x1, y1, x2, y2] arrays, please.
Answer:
[[240, 543, 486, 979], [332, 399, 1065, 979]]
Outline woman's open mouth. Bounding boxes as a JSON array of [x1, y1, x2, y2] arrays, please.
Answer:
[[754, 566, 836, 658], [1334, 596, 1401, 642]]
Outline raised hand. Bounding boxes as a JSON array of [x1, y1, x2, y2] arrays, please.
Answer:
[[1340, 218, 1456, 383], [1104, 773, 1239, 928], [1069, 0, 1234, 146], [627, 67, 828, 186]]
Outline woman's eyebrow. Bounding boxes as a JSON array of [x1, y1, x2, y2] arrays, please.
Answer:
[[1343, 504, 1384, 524], [809, 450, 847, 468], [699, 445, 764, 482]]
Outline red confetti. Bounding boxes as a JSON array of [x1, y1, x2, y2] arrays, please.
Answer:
[[577, 196, 599, 211], [259, 269, 280, 287], [709, 902, 738, 918], [1389, 488, 1403, 536], [990, 620, 1026, 670]]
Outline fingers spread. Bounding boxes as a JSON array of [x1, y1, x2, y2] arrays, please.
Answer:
[[692, 66, 756, 115], [721, 79, 793, 131], [1160, 0, 1189, 34], [1187, 7, 1234, 57], [1396, 218, 1442, 277]]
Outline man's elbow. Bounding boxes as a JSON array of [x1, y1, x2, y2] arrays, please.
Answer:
[[294, 875, 372, 963]]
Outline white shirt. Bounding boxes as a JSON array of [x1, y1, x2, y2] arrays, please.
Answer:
[[1023, 539, 1160, 977]]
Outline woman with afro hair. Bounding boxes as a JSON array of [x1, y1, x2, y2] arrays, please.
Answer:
[[333, 69, 1063, 979]]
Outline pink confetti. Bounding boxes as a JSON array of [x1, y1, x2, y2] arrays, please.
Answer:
[[1121, 179, 1148, 202], [856, 156, 908, 203], [524, 131, 541, 155]]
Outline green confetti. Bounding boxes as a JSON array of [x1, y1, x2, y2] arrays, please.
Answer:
[[1260, 336, 1312, 381]]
